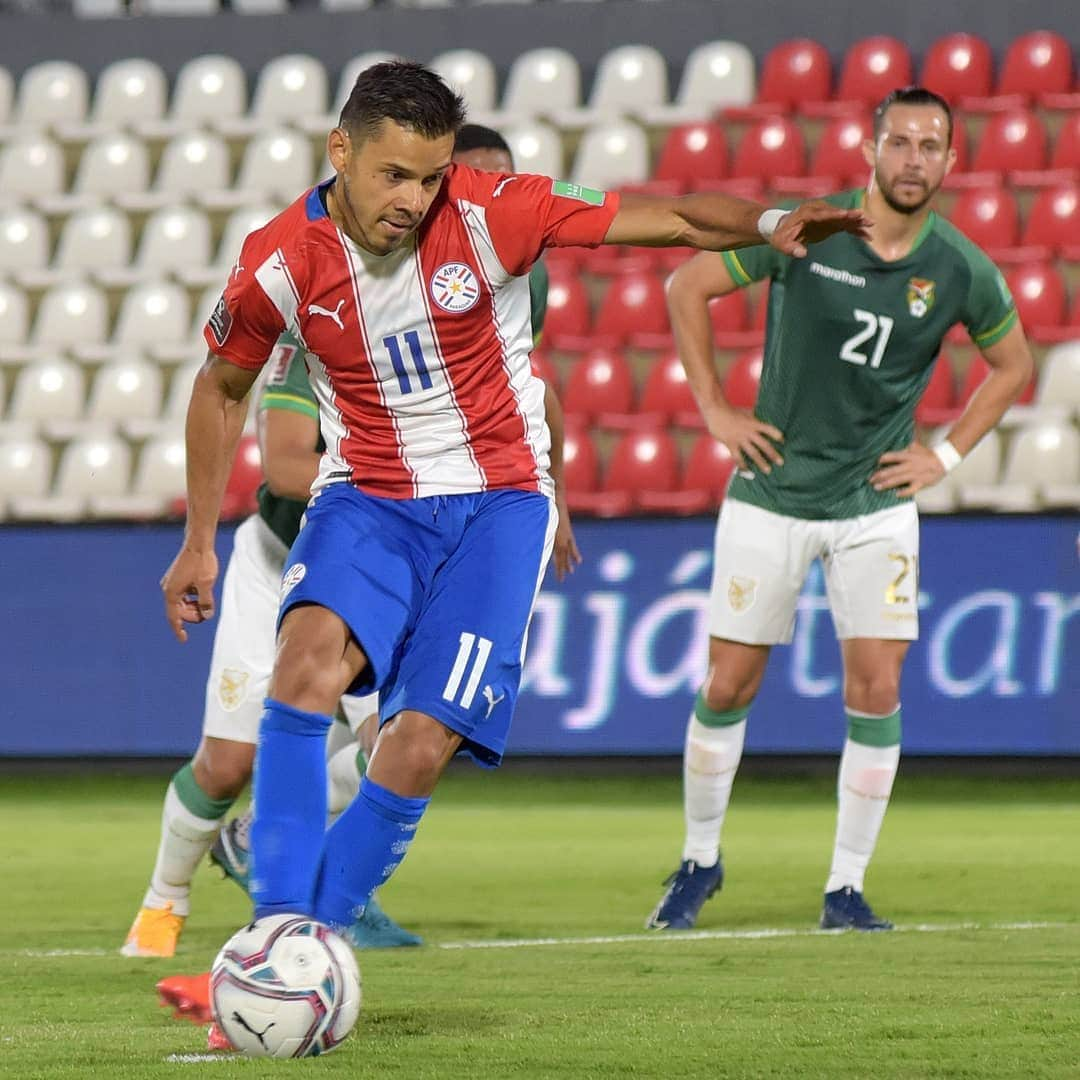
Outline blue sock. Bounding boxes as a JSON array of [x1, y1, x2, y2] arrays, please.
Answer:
[[311, 775, 429, 930], [251, 698, 332, 919]]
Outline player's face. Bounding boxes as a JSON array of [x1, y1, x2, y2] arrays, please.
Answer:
[[452, 146, 514, 173], [328, 119, 455, 255], [865, 105, 956, 215]]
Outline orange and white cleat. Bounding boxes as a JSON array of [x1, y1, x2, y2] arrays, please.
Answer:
[[156, 971, 212, 1024], [207, 1023, 233, 1052], [120, 904, 185, 958]]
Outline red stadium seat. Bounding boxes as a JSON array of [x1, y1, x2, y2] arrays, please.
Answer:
[[721, 349, 763, 409], [562, 346, 635, 424], [732, 117, 805, 183], [1005, 263, 1068, 342], [1049, 113, 1080, 173], [803, 36, 912, 116], [543, 267, 592, 350], [958, 356, 1036, 408], [1021, 183, 1080, 259], [948, 186, 1020, 253], [997, 31, 1074, 102], [639, 349, 700, 427], [684, 434, 736, 497], [919, 33, 993, 104], [529, 349, 560, 393], [562, 425, 611, 513], [653, 122, 728, 189], [221, 434, 262, 520], [969, 109, 1048, 184], [914, 352, 958, 425], [725, 39, 832, 119], [809, 115, 872, 185], [593, 269, 670, 349], [708, 290, 760, 349], [606, 429, 681, 514]]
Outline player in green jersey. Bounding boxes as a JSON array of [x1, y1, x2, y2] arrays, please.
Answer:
[[647, 87, 1035, 932]]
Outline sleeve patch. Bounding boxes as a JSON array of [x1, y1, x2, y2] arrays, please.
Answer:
[[266, 342, 299, 385], [207, 294, 233, 347], [551, 180, 606, 207]]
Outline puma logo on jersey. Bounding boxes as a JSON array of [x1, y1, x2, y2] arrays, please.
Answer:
[[308, 299, 346, 330], [482, 685, 505, 718]]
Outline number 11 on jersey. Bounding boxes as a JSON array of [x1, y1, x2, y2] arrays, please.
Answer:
[[840, 309, 894, 369]]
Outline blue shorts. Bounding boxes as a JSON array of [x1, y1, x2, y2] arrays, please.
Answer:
[[279, 484, 555, 767]]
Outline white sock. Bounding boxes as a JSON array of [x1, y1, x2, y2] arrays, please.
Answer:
[[682, 713, 747, 867], [825, 738, 900, 894], [327, 743, 366, 819], [143, 783, 223, 917]]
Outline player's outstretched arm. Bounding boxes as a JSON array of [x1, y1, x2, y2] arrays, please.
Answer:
[[871, 323, 1034, 497], [667, 254, 784, 473], [161, 353, 259, 642], [604, 193, 871, 257]]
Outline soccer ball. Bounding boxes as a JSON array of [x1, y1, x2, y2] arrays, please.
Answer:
[[210, 915, 361, 1058]]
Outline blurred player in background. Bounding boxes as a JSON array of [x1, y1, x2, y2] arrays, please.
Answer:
[[159, 58, 867, 1042], [647, 87, 1034, 933]]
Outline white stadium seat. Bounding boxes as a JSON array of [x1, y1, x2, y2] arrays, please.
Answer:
[[0, 135, 65, 205], [11, 434, 131, 521], [0, 207, 49, 277], [0, 282, 29, 352], [919, 428, 1001, 514], [118, 131, 229, 213], [108, 280, 190, 360], [99, 205, 212, 289], [643, 40, 755, 125], [12, 61, 89, 130], [571, 120, 649, 188], [0, 436, 51, 501], [201, 129, 313, 215], [1037, 342, 1080, 412], [28, 281, 109, 356], [503, 123, 563, 178], [140, 0, 220, 15], [6, 359, 86, 437], [432, 50, 497, 115], [90, 59, 168, 127], [218, 55, 327, 139], [63, 132, 150, 206], [960, 423, 1080, 511], [501, 48, 581, 121], [137, 55, 246, 140], [94, 432, 186, 518], [86, 358, 163, 427], [0, 68, 12, 126], [554, 44, 669, 128], [51, 207, 133, 281]]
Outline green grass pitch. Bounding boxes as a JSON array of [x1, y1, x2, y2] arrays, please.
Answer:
[[0, 769, 1077, 1078]]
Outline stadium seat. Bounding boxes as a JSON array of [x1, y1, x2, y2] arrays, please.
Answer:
[[653, 123, 728, 191], [27, 281, 108, 356], [66, 132, 151, 204], [571, 121, 649, 190], [431, 50, 497, 115], [964, 421, 1080, 511], [501, 48, 581, 120], [807, 116, 872, 187], [503, 123, 563, 178], [108, 281, 191, 360], [682, 433, 736, 501], [221, 434, 263, 519], [639, 349, 700, 428], [555, 45, 668, 127], [997, 31, 1074, 104], [725, 39, 831, 119], [731, 118, 805, 182], [203, 128, 313, 213], [221, 54, 326, 136], [802, 36, 911, 116], [1048, 112, 1080, 174], [1004, 264, 1068, 342], [644, 40, 755, 125], [918, 426, 1000, 512], [209, 204, 281, 282], [1036, 342, 1080, 410], [0, 282, 29, 352], [6, 360, 86, 437], [12, 434, 132, 521], [46, 206, 133, 285], [85, 58, 167, 129], [914, 352, 958, 426], [969, 109, 1048, 183], [948, 186, 1020, 253], [119, 130, 230, 212], [86, 358, 163, 430], [562, 424, 606, 510], [707, 290, 751, 342], [100, 205, 211, 288], [95, 433, 187, 519], [722, 349, 762, 409], [919, 32, 993, 104], [605, 429, 681, 514], [0, 135, 65, 204], [958, 356, 1037, 414], [1020, 183, 1080, 259], [0, 207, 49, 277], [562, 346, 635, 424], [0, 67, 12, 126], [12, 61, 89, 130], [543, 268, 592, 349], [139, 55, 246, 137], [0, 436, 51, 507], [141, 0, 219, 14], [593, 269, 669, 349]]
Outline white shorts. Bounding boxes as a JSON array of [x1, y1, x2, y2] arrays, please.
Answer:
[[202, 515, 378, 744], [708, 499, 920, 645]]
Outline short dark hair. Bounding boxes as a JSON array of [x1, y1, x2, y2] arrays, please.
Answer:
[[454, 123, 512, 158], [873, 86, 953, 145], [339, 60, 466, 143]]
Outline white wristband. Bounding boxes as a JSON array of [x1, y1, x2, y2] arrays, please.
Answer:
[[933, 439, 962, 473], [757, 208, 789, 241]]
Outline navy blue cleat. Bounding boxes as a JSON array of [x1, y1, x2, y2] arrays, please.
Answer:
[[645, 858, 724, 930], [209, 814, 251, 892], [342, 896, 422, 949], [820, 887, 894, 931]]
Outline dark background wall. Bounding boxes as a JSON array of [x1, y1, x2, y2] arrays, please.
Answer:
[[0, 0, 1077, 86]]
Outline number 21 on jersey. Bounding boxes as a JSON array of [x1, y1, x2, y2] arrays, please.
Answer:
[[840, 309, 894, 369]]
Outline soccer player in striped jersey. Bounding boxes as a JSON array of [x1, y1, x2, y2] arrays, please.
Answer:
[[159, 60, 868, 980], [646, 87, 1035, 933]]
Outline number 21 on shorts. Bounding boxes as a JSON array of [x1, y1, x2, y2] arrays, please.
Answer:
[[442, 632, 493, 709]]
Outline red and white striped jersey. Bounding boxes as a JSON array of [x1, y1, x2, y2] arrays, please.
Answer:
[[205, 165, 619, 500]]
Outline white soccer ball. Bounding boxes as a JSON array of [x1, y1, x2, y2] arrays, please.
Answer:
[[210, 915, 361, 1058]]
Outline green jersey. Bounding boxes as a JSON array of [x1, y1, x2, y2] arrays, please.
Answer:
[[720, 190, 1017, 520], [256, 335, 322, 548], [529, 261, 549, 346]]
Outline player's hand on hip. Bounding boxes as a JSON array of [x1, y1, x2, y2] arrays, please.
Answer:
[[770, 201, 873, 258], [161, 544, 219, 643], [704, 403, 784, 474], [871, 442, 945, 498]]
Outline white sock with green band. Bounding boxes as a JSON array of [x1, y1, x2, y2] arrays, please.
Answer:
[[143, 762, 234, 916], [682, 694, 750, 868], [825, 708, 902, 895]]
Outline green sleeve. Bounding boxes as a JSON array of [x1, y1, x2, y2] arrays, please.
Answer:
[[720, 244, 787, 287], [529, 261, 549, 346], [259, 332, 318, 420], [962, 250, 1018, 349]]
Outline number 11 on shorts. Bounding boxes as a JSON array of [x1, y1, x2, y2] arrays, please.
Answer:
[[442, 632, 493, 709]]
